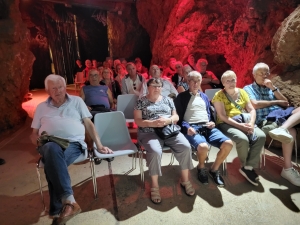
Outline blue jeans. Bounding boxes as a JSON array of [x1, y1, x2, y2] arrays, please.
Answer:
[[38, 142, 83, 215], [185, 125, 229, 149]]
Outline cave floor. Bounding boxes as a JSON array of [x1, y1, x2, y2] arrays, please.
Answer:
[[0, 85, 300, 225]]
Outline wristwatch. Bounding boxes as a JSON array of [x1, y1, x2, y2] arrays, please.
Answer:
[[272, 87, 278, 92]]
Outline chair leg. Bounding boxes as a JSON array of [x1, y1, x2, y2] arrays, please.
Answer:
[[268, 139, 274, 149], [36, 167, 46, 211], [295, 139, 298, 167], [139, 150, 145, 190], [169, 153, 175, 166], [89, 151, 98, 199], [222, 158, 227, 176]]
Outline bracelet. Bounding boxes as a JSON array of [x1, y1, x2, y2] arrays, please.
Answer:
[[272, 87, 278, 92]]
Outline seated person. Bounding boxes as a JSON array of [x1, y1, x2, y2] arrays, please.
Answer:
[[163, 57, 177, 78], [174, 71, 233, 187], [140, 65, 178, 99], [83, 59, 94, 83], [196, 58, 220, 91], [212, 70, 266, 186], [114, 63, 127, 87], [171, 61, 184, 89], [73, 59, 85, 80], [135, 57, 148, 74], [186, 54, 196, 70], [134, 78, 195, 204], [176, 65, 192, 93], [244, 62, 300, 186], [100, 68, 121, 109], [121, 62, 145, 96], [80, 69, 113, 113], [30, 74, 113, 224]]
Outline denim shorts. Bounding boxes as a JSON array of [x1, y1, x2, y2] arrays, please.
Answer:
[[184, 124, 229, 149]]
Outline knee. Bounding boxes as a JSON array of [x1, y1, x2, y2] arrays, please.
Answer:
[[220, 140, 233, 152], [197, 143, 209, 152], [42, 142, 62, 158]]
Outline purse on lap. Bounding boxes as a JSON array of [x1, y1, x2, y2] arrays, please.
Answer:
[[154, 124, 181, 140], [37, 131, 70, 150]]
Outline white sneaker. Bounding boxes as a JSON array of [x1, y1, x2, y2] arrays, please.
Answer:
[[268, 127, 293, 144], [281, 168, 300, 186]]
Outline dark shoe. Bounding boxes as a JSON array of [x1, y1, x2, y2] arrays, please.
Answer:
[[94, 158, 102, 165], [252, 169, 259, 181], [209, 170, 225, 187], [51, 218, 65, 225], [239, 167, 258, 186], [104, 157, 114, 162], [56, 201, 81, 225], [197, 167, 208, 185], [0, 158, 5, 165]]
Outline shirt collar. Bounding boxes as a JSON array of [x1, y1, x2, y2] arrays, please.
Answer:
[[46, 93, 70, 105]]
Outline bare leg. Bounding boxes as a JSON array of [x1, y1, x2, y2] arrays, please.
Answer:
[[181, 169, 189, 182], [150, 175, 161, 203], [197, 143, 209, 169], [151, 175, 159, 188], [282, 128, 296, 169], [211, 140, 233, 171], [281, 108, 300, 129]]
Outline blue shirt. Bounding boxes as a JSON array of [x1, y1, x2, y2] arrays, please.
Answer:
[[82, 85, 110, 109], [244, 82, 280, 124]]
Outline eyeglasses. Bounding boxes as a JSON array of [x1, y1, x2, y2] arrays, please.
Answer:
[[256, 71, 270, 77], [225, 79, 236, 84], [133, 82, 136, 90], [175, 66, 182, 69], [90, 74, 98, 77], [149, 85, 162, 88]]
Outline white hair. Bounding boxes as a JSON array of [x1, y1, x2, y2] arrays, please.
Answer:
[[253, 62, 269, 75], [44, 74, 66, 91], [187, 70, 202, 81]]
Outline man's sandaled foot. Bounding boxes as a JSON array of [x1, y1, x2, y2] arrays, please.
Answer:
[[150, 187, 161, 204], [180, 181, 195, 196]]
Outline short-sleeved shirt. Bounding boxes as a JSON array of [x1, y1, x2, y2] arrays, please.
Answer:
[[244, 82, 281, 124], [212, 89, 250, 124], [83, 85, 110, 108], [134, 96, 175, 133], [31, 94, 92, 148]]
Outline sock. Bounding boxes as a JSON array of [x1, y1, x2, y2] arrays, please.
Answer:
[[62, 194, 76, 204], [244, 165, 253, 170]]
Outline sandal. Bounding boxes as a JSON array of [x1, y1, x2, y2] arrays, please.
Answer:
[[180, 181, 195, 196], [150, 187, 161, 204]]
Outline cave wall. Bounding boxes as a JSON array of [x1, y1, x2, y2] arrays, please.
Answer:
[[136, 0, 300, 87], [0, 0, 35, 135], [107, 4, 152, 67]]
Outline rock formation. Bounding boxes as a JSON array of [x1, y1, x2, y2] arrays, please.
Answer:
[[0, 0, 35, 136], [136, 0, 299, 86]]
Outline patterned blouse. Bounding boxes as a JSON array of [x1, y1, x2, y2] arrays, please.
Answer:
[[134, 96, 175, 133], [178, 80, 189, 91]]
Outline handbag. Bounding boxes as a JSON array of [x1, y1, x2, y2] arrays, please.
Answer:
[[154, 124, 181, 140], [37, 131, 70, 149]]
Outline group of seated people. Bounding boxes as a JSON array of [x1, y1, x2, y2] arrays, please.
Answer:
[[30, 62, 300, 224]]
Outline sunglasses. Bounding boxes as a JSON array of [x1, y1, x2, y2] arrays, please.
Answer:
[[133, 82, 136, 90]]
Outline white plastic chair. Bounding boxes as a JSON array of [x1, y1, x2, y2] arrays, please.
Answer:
[[93, 111, 139, 175], [204, 88, 222, 101], [36, 148, 97, 211], [117, 94, 138, 123]]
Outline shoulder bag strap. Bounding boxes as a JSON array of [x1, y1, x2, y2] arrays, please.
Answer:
[[223, 89, 244, 112]]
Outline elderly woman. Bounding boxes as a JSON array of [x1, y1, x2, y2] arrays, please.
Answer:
[[134, 78, 195, 204], [212, 70, 266, 186], [100, 68, 121, 108], [114, 63, 127, 86]]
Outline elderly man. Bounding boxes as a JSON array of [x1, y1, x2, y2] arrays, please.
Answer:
[[174, 71, 233, 187], [196, 58, 221, 91], [140, 65, 178, 99], [121, 62, 145, 95], [244, 62, 300, 186], [30, 74, 113, 224]]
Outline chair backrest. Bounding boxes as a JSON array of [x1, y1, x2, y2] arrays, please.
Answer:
[[75, 72, 85, 83], [205, 88, 221, 101], [94, 111, 132, 146], [117, 94, 138, 120]]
